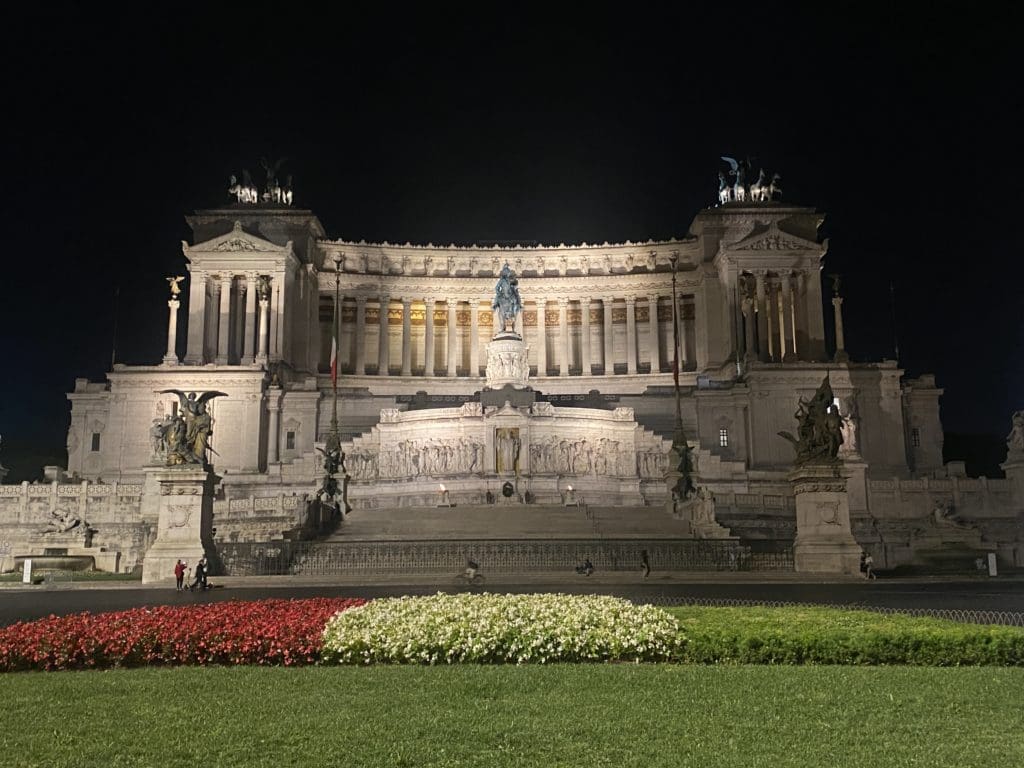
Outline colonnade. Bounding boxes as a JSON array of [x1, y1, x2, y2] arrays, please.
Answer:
[[737, 270, 817, 363], [331, 293, 698, 377], [183, 271, 276, 365]]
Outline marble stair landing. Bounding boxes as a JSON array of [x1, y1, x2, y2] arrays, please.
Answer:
[[326, 503, 692, 541]]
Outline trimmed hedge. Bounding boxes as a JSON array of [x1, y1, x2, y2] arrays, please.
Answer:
[[667, 606, 1024, 665]]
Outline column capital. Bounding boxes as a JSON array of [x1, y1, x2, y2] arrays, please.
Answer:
[[245, 270, 259, 282], [446, 298, 459, 308], [624, 295, 637, 305], [557, 297, 569, 307], [168, 298, 180, 311], [219, 273, 233, 286], [401, 297, 412, 308], [580, 296, 591, 306], [356, 295, 367, 305]]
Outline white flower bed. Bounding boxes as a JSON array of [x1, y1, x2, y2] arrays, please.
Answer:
[[321, 593, 684, 664]]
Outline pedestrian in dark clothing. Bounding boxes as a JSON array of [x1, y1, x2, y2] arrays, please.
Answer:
[[190, 556, 208, 591], [640, 549, 651, 578]]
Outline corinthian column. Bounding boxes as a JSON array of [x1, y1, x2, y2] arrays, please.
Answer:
[[184, 271, 207, 364], [446, 299, 458, 377], [378, 294, 390, 375], [755, 271, 768, 362], [536, 299, 547, 376], [424, 297, 435, 376], [647, 294, 660, 373], [781, 274, 795, 362], [470, 300, 480, 376], [354, 296, 367, 374], [266, 387, 281, 464], [244, 271, 257, 363], [558, 298, 569, 376], [401, 298, 412, 376], [580, 297, 592, 375], [215, 275, 232, 365], [625, 296, 637, 375], [257, 295, 270, 363], [603, 297, 614, 374], [833, 295, 849, 362], [163, 298, 180, 365]]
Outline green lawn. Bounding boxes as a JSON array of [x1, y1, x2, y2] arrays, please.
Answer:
[[2, 666, 1022, 767]]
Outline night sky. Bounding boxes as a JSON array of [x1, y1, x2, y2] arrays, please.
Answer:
[[2, 6, 1021, 480]]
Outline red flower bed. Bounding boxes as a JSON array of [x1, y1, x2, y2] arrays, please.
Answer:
[[0, 597, 365, 672]]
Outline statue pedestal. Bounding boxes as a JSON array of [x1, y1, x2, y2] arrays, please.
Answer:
[[1001, 451, 1024, 506], [485, 337, 530, 390], [141, 467, 218, 584], [789, 463, 861, 574]]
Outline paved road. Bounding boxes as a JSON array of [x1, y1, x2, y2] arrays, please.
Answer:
[[2, 578, 1023, 626]]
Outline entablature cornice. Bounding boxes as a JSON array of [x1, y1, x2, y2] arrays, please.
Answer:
[[316, 237, 701, 280], [318, 272, 705, 301]]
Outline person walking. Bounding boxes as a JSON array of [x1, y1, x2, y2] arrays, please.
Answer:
[[864, 552, 876, 580], [174, 559, 186, 591], [640, 549, 651, 579]]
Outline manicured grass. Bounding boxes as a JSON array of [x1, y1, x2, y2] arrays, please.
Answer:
[[665, 605, 1024, 665], [1, 666, 1021, 767]]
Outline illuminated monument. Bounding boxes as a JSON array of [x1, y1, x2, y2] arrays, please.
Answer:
[[1, 161, 1022, 579]]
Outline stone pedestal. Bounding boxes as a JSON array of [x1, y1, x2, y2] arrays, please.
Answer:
[[141, 467, 218, 584], [485, 336, 530, 390], [1001, 452, 1024, 507], [790, 462, 861, 574]]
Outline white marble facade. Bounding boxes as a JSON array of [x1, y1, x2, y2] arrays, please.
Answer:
[[1, 197, 1019, 575]]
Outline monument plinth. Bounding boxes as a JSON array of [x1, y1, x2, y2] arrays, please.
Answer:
[[789, 462, 861, 574], [485, 337, 530, 390], [141, 467, 218, 583]]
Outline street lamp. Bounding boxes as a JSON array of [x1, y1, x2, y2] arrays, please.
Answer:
[[667, 250, 695, 505]]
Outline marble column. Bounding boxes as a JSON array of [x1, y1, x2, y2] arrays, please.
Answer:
[[244, 272, 258, 363], [781, 274, 795, 362], [401, 298, 412, 375], [558, 298, 569, 376], [804, 269, 827, 362], [625, 296, 637, 375], [266, 387, 282, 464], [732, 277, 745, 364], [257, 296, 270, 362], [743, 297, 756, 363], [216, 276, 232, 364], [492, 303, 501, 338], [832, 295, 849, 362], [647, 294, 660, 373], [470, 300, 480, 376], [580, 297, 592, 375], [768, 280, 780, 361], [185, 271, 207, 364], [378, 295, 390, 375], [755, 271, 769, 362], [424, 297, 435, 376], [354, 297, 367, 374], [536, 300, 547, 375], [163, 298, 180, 365], [603, 297, 614, 374], [446, 299, 458, 377], [693, 289, 708, 370]]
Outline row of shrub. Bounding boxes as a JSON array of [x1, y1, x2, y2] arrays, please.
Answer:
[[0, 598, 365, 672], [2, 595, 1022, 672], [668, 606, 1024, 666]]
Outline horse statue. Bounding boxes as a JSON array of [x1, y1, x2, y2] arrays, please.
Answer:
[[718, 172, 731, 205], [491, 262, 523, 335], [721, 156, 748, 202], [750, 169, 770, 202]]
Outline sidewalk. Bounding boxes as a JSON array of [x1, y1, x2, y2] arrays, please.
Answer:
[[2, 569, 1016, 591]]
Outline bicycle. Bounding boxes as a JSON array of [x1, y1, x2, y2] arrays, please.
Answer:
[[453, 571, 486, 587]]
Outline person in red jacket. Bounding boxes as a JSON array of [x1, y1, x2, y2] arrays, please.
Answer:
[[174, 559, 186, 591]]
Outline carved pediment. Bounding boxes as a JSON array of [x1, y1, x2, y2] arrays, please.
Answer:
[[730, 223, 820, 253], [186, 221, 290, 256]]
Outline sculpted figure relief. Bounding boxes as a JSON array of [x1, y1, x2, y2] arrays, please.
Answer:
[[1007, 411, 1024, 453], [156, 390, 227, 468], [778, 375, 844, 465], [491, 263, 523, 335]]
